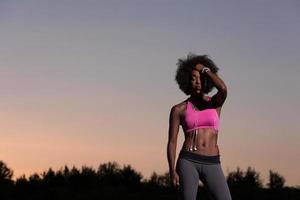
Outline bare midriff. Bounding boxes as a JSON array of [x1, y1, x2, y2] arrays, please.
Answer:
[[181, 128, 219, 156]]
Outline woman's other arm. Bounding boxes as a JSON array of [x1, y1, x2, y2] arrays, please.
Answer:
[[167, 105, 180, 187]]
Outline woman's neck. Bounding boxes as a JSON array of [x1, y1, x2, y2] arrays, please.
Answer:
[[189, 93, 210, 109], [189, 93, 205, 102]]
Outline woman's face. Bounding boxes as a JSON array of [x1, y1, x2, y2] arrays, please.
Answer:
[[190, 69, 202, 94]]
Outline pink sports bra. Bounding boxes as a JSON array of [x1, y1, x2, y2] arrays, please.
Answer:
[[183, 97, 220, 133]]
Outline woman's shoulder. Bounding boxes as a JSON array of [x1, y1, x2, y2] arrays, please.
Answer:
[[170, 99, 189, 114]]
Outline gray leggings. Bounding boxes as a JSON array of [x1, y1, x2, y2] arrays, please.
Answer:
[[176, 150, 232, 200]]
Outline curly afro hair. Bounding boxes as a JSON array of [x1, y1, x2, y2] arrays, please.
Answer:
[[175, 53, 219, 95]]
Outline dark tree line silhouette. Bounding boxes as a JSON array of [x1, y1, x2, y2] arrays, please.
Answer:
[[0, 160, 299, 200]]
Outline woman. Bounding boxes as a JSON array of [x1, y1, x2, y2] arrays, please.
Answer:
[[167, 53, 232, 200]]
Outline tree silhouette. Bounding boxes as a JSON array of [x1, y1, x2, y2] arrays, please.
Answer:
[[62, 165, 70, 176], [0, 161, 13, 181], [227, 166, 244, 188], [28, 173, 43, 193], [42, 167, 58, 186], [267, 170, 285, 189], [97, 161, 122, 186], [244, 166, 263, 188], [148, 171, 170, 187], [120, 164, 142, 186], [0, 161, 14, 199], [227, 166, 263, 189], [67, 166, 81, 189], [14, 175, 29, 195], [0, 160, 298, 200], [80, 165, 98, 187]]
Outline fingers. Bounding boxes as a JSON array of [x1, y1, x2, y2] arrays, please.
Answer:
[[173, 178, 180, 187], [170, 172, 180, 187]]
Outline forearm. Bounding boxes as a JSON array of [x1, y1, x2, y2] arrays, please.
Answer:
[[205, 70, 227, 91], [167, 141, 177, 174]]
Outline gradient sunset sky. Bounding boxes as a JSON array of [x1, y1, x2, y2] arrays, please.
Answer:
[[0, 1, 299, 187]]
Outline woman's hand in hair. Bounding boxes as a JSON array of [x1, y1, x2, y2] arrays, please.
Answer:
[[195, 63, 205, 72]]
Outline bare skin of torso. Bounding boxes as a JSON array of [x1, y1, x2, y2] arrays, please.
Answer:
[[177, 96, 221, 156]]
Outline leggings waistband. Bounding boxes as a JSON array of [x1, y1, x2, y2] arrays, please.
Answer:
[[178, 150, 221, 164]]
